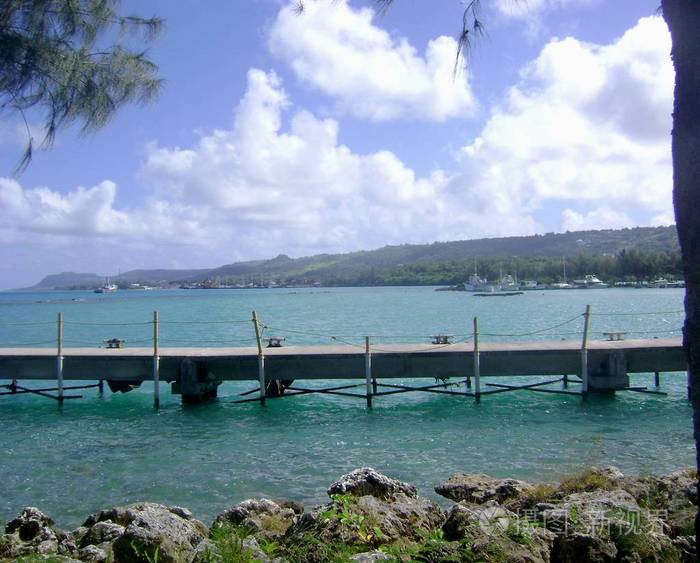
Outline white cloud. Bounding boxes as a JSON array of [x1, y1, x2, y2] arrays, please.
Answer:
[[268, 0, 476, 121], [0, 16, 675, 287], [494, 0, 593, 19], [458, 16, 674, 231], [561, 207, 634, 231]]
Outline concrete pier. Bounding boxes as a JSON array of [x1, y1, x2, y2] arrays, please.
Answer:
[[0, 338, 686, 404]]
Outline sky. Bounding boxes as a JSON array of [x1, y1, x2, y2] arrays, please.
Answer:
[[0, 0, 672, 289]]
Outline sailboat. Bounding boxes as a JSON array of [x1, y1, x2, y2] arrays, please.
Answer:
[[549, 257, 574, 289]]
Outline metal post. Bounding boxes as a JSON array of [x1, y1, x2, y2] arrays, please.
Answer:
[[56, 312, 64, 405], [581, 305, 591, 397], [98, 379, 104, 396], [473, 317, 481, 403], [563, 374, 569, 389], [252, 311, 265, 405], [654, 371, 660, 387], [10, 379, 17, 393], [365, 336, 372, 408], [153, 311, 160, 410], [466, 375, 472, 390]]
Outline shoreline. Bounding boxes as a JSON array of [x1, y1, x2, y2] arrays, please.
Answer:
[[1, 466, 696, 562]]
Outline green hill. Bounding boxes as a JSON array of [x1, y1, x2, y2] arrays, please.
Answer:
[[27, 226, 681, 289]]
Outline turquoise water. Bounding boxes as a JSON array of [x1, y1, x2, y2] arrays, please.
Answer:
[[0, 287, 692, 529]]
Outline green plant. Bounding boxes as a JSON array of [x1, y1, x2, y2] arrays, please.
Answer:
[[130, 540, 160, 563], [558, 469, 615, 495], [205, 522, 256, 563], [322, 494, 384, 547]]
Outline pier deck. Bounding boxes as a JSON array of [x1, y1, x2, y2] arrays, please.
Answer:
[[0, 338, 685, 382]]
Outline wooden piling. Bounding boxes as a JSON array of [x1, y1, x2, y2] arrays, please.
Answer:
[[56, 312, 64, 405], [365, 336, 372, 408], [252, 311, 265, 405], [98, 379, 104, 396], [10, 379, 17, 393], [153, 311, 160, 410], [563, 374, 569, 389], [580, 305, 591, 396], [473, 317, 481, 403], [654, 371, 660, 387]]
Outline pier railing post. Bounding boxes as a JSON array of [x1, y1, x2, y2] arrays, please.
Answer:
[[581, 305, 591, 397], [252, 311, 265, 405], [473, 317, 481, 403], [153, 311, 160, 410], [56, 312, 64, 406], [365, 336, 372, 408]]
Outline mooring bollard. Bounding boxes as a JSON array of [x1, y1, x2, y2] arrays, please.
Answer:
[[252, 311, 265, 405], [473, 317, 481, 403], [153, 311, 160, 410], [365, 336, 372, 408], [56, 312, 64, 406], [580, 305, 591, 398]]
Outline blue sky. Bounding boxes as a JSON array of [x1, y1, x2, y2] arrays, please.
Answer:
[[0, 0, 671, 288]]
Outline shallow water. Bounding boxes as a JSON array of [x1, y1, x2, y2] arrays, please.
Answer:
[[0, 287, 691, 528]]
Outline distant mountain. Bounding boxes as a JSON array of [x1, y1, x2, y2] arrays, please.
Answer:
[[27, 226, 680, 289]]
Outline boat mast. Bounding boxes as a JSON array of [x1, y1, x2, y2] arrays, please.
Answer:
[[562, 257, 567, 284]]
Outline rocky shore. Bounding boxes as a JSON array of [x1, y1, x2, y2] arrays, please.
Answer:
[[0, 466, 696, 562]]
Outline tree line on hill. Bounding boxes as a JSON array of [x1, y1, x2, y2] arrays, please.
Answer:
[[211, 249, 682, 288]]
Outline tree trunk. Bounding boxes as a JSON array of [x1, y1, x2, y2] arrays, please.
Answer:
[[661, 0, 700, 551]]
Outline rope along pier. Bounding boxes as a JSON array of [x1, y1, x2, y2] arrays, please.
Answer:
[[0, 306, 687, 409]]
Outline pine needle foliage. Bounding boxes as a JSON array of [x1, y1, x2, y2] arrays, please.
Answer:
[[0, 0, 163, 171]]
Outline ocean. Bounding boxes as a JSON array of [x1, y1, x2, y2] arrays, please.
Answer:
[[0, 286, 691, 528]]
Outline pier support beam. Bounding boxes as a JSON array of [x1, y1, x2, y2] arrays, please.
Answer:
[[252, 311, 266, 406], [56, 312, 64, 406], [365, 337, 372, 408], [153, 311, 160, 410], [173, 360, 222, 404], [580, 305, 591, 398], [589, 350, 630, 391], [473, 317, 481, 403]]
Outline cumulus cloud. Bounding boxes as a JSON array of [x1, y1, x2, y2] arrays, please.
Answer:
[[458, 16, 673, 231], [0, 16, 675, 287], [561, 207, 634, 231], [142, 69, 522, 258], [268, 0, 476, 121]]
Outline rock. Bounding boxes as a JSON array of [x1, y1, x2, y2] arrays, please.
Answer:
[[541, 488, 680, 563], [78, 544, 108, 562], [288, 470, 442, 546], [79, 520, 125, 547], [277, 499, 304, 515], [660, 469, 697, 501], [327, 467, 417, 500], [5, 507, 55, 541], [672, 535, 696, 563], [666, 504, 696, 537], [82, 502, 208, 563], [435, 473, 499, 503], [442, 502, 555, 562], [349, 550, 392, 561], [435, 473, 533, 504], [214, 498, 296, 538], [553, 532, 618, 563]]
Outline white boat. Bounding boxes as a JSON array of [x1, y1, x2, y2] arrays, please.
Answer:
[[463, 273, 496, 292], [572, 274, 608, 289], [94, 278, 118, 293], [549, 257, 575, 289]]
